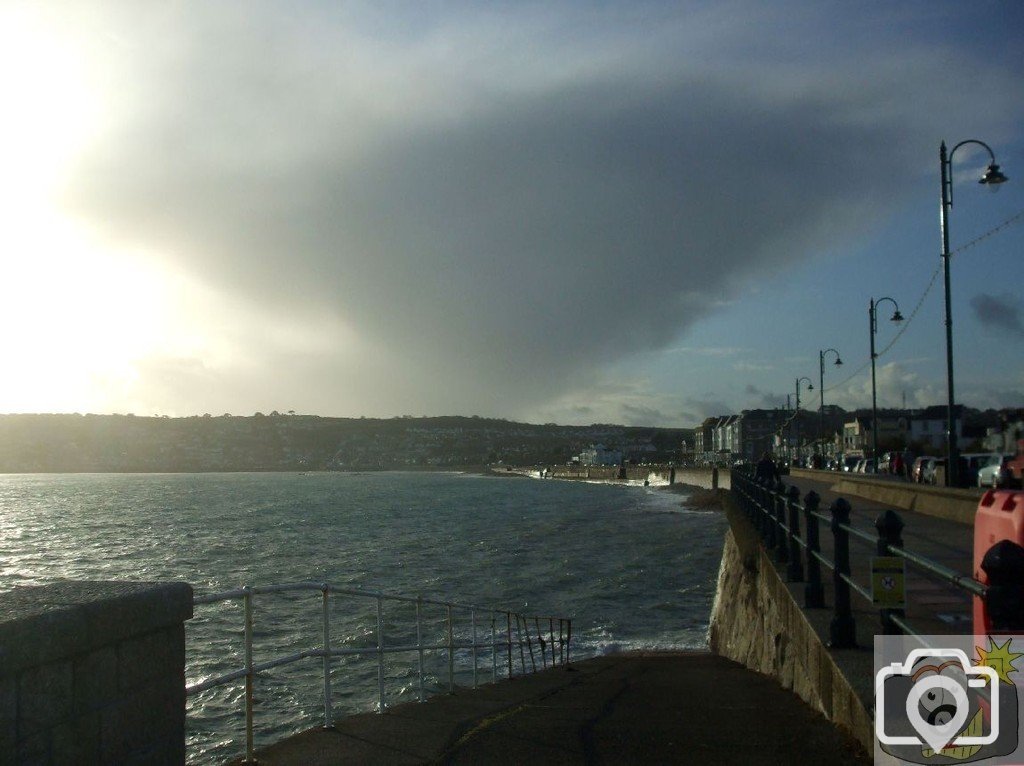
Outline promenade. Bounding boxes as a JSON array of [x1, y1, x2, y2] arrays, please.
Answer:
[[739, 470, 977, 716], [231, 652, 869, 765]]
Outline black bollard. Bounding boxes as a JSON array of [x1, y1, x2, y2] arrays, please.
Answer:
[[829, 498, 857, 648], [875, 510, 905, 635], [786, 485, 804, 582], [774, 481, 789, 564], [981, 539, 1024, 632], [762, 480, 776, 549], [803, 491, 825, 608]]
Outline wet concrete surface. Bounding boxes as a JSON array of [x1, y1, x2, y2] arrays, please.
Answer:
[[234, 652, 869, 765]]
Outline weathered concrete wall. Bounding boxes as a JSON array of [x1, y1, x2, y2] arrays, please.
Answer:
[[0, 581, 193, 765], [674, 467, 731, 490], [790, 468, 978, 524], [537, 465, 729, 489], [708, 501, 872, 750]]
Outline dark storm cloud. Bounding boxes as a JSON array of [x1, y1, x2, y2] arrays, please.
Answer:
[[971, 293, 1024, 337], [56, 2, 1021, 417], [744, 385, 783, 410], [680, 396, 735, 424]]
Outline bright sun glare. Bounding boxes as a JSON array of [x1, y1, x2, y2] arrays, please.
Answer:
[[0, 7, 211, 414]]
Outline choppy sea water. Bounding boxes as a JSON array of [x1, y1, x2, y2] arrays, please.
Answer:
[[0, 471, 727, 763]]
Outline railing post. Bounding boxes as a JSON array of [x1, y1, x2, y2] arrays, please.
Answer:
[[243, 586, 255, 765], [829, 498, 857, 648], [416, 597, 425, 702], [506, 611, 514, 678], [753, 477, 763, 530], [774, 480, 789, 564], [549, 618, 556, 668], [762, 480, 776, 549], [535, 618, 547, 670], [377, 597, 386, 711], [981, 539, 1024, 632], [785, 485, 803, 582], [522, 615, 536, 673], [321, 584, 333, 729], [471, 609, 478, 688], [875, 510, 905, 634], [516, 614, 527, 675], [803, 491, 825, 608], [566, 619, 571, 664], [447, 604, 455, 692], [491, 614, 498, 683]]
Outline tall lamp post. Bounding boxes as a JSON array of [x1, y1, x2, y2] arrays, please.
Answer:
[[819, 348, 843, 462], [939, 139, 1008, 486], [869, 297, 904, 473], [795, 376, 813, 464]]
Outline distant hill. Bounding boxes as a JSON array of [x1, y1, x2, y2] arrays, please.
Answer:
[[0, 413, 692, 473]]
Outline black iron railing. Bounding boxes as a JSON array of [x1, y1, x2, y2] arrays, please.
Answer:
[[730, 469, 1024, 644]]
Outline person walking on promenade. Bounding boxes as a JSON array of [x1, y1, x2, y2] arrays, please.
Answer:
[[755, 451, 780, 484]]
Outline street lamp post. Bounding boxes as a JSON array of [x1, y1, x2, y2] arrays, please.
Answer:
[[939, 139, 1007, 486], [819, 349, 843, 463], [794, 376, 813, 464], [869, 297, 904, 474]]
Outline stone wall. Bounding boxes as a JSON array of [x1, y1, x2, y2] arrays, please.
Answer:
[[789, 467, 978, 524], [539, 465, 729, 489], [0, 581, 193, 765], [708, 501, 872, 750]]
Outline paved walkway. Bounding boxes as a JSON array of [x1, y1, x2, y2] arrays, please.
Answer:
[[232, 653, 869, 765]]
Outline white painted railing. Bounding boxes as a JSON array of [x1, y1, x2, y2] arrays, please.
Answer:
[[186, 582, 572, 764]]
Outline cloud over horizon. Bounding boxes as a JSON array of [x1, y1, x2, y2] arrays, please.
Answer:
[[25, 2, 1024, 422]]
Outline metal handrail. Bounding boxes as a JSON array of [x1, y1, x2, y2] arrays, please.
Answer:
[[731, 469, 987, 640], [186, 581, 573, 764]]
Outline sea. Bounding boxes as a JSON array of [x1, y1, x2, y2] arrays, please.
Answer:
[[0, 470, 728, 763]]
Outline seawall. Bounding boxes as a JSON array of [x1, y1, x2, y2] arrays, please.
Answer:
[[506, 464, 731, 490], [707, 486, 873, 750], [789, 467, 977, 524]]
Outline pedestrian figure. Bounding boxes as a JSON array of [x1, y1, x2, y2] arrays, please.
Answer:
[[755, 451, 779, 484]]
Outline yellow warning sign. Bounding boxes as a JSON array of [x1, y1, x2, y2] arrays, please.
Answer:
[[871, 556, 906, 609]]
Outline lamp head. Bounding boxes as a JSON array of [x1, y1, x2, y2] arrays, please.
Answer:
[[890, 309, 904, 323], [834, 356, 843, 367], [979, 163, 1008, 191], [808, 383, 814, 391]]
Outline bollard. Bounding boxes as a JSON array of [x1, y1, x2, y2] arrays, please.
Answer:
[[875, 510, 905, 635], [786, 485, 804, 582], [757, 479, 769, 539], [763, 480, 776, 550], [774, 480, 789, 564], [981, 539, 1024, 632], [803, 491, 825, 608], [829, 498, 857, 648]]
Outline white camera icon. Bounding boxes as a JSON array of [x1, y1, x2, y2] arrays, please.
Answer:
[[875, 648, 1000, 752]]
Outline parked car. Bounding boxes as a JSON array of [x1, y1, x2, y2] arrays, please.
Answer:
[[922, 457, 946, 485], [977, 453, 1015, 489], [877, 452, 891, 473], [912, 456, 937, 483], [960, 453, 996, 487]]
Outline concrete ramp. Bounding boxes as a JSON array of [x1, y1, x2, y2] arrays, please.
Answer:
[[235, 652, 869, 765]]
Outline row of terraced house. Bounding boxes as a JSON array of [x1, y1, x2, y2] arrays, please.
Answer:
[[694, 405, 1024, 465]]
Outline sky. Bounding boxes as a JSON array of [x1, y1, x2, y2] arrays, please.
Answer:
[[1, 0, 1023, 427]]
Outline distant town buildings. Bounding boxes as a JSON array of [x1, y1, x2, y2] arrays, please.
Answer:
[[693, 405, 1023, 464], [576, 444, 623, 466]]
